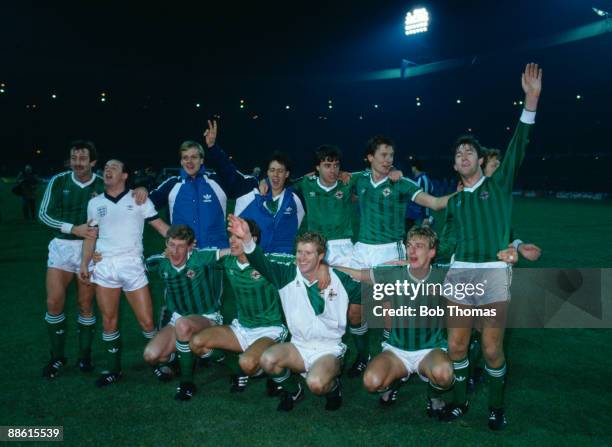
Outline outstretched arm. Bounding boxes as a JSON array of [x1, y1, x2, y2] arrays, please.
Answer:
[[413, 191, 455, 211]]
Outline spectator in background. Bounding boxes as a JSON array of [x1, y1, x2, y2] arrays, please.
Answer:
[[15, 164, 40, 220], [405, 158, 434, 229]]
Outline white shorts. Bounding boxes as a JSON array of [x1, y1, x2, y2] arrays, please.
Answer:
[[444, 261, 512, 306], [382, 342, 444, 382], [229, 319, 288, 352], [47, 238, 93, 273], [352, 241, 406, 269], [92, 255, 148, 292], [325, 239, 355, 268], [169, 311, 223, 327], [292, 340, 347, 373]]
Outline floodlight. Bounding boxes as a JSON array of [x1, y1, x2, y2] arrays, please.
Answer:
[[405, 7, 429, 36]]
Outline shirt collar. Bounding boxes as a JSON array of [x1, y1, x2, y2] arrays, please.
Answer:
[[71, 172, 96, 188], [462, 175, 486, 193], [369, 173, 389, 188], [104, 188, 130, 204], [317, 177, 338, 192], [171, 250, 193, 272]]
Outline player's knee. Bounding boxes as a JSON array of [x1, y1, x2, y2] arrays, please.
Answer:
[[46, 296, 63, 314], [174, 318, 192, 341], [143, 345, 159, 365], [138, 317, 155, 333], [482, 343, 504, 366], [306, 375, 327, 395], [431, 364, 454, 389], [348, 305, 362, 325], [259, 351, 278, 372], [363, 369, 384, 393], [448, 337, 469, 359], [101, 316, 118, 332], [238, 354, 259, 376]]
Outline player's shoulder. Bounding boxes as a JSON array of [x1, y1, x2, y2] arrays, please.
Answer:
[[47, 170, 72, 186]]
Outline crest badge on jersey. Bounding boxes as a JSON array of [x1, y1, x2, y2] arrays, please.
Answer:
[[309, 191, 316, 197], [96, 206, 107, 218], [251, 270, 262, 280], [335, 190, 344, 199], [186, 269, 196, 279], [326, 288, 338, 301], [382, 187, 391, 197], [479, 191, 489, 201]]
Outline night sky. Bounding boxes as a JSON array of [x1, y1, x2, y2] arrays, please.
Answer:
[[2, 0, 611, 190]]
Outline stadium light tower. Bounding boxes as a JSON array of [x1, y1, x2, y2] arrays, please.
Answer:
[[405, 7, 429, 36]]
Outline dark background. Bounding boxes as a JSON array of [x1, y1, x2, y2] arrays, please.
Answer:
[[2, 0, 611, 191]]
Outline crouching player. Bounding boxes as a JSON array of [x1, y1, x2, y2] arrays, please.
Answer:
[[143, 224, 228, 401], [227, 215, 361, 412], [190, 219, 289, 395], [338, 226, 454, 415]]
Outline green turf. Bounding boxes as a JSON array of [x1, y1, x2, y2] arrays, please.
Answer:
[[1, 185, 611, 446]]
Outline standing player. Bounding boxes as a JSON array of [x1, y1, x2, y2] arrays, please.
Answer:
[[228, 215, 361, 412], [39, 140, 104, 378], [190, 219, 290, 396], [338, 226, 453, 414], [347, 139, 452, 377], [142, 224, 227, 401], [234, 152, 304, 254], [141, 120, 257, 249], [80, 159, 169, 387], [437, 63, 542, 430]]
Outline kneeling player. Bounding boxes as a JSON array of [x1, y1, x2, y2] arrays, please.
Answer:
[[143, 224, 227, 401], [228, 215, 361, 412], [339, 226, 454, 415], [190, 219, 289, 395]]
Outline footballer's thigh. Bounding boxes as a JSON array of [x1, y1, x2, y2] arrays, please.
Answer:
[[95, 285, 122, 332], [240, 337, 277, 376], [144, 325, 176, 365], [124, 286, 155, 332], [260, 343, 306, 375], [418, 348, 454, 388], [306, 354, 342, 395], [45, 268, 74, 314], [190, 325, 242, 356], [363, 350, 408, 392]]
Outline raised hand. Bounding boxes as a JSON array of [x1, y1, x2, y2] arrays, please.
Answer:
[[132, 187, 148, 205], [389, 169, 403, 183], [522, 63, 542, 111], [227, 214, 252, 241], [204, 120, 218, 148]]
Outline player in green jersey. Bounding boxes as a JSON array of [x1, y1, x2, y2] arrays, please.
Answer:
[[190, 219, 290, 396], [438, 63, 542, 430], [142, 224, 228, 401], [338, 226, 454, 415], [39, 141, 105, 378], [347, 138, 454, 378], [228, 215, 360, 412]]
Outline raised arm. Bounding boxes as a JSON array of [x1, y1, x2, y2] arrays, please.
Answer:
[[227, 214, 294, 288], [204, 120, 258, 198]]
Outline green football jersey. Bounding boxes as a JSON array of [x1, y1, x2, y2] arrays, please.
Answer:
[[221, 255, 285, 328], [372, 265, 446, 351], [145, 249, 222, 316], [39, 171, 105, 240], [353, 172, 422, 244], [292, 176, 353, 240], [439, 120, 532, 263]]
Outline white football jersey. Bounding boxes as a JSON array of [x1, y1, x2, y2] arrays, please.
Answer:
[[87, 189, 158, 257]]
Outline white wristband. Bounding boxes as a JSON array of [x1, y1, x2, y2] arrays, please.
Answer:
[[243, 238, 256, 254], [520, 109, 536, 124], [61, 223, 74, 234]]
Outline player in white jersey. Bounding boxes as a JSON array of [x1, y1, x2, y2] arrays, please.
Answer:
[[79, 159, 169, 387]]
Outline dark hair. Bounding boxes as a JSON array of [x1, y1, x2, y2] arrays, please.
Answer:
[[452, 135, 483, 159], [166, 224, 196, 245], [295, 232, 327, 255], [364, 136, 395, 158], [314, 145, 342, 166], [69, 140, 98, 162], [244, 218, 261, 244], [106, 158, 129, 174], [267, 151, 292, 173], [482, 147, 501, 166]]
